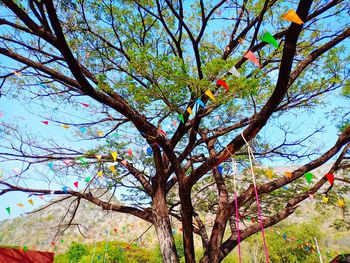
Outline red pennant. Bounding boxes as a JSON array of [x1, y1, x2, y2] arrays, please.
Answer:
[[80, 103, 89, 107], [51, 242, 55, 246], [326, 174, 335, 185], [127, 149, 133, 157], [41, 121, 49, 125], [114, 228, 118, 233], [216, 79, 229, 92], [160, 129, 167, 137], [73, 181, 78, 188]]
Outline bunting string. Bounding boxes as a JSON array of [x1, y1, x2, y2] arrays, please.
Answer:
[[231, 158, 242, 263], [241, 132, 270, 263]]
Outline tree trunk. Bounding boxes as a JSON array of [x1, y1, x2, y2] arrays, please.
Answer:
[[153, 189, 179, 263], [178, 187, 196, 263]]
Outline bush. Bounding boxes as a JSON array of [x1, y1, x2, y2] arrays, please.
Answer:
[[67, 242, 88, 263]]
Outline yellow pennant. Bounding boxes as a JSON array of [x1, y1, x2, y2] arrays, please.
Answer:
[[96, 131, 104, 137], [323, 196, 329, 203], [338, 199, 344, 208], [266, 169, 273, 179], [61, 124, 70, 129], [284, 171, 292, 178], [109, 165, 115, 173], [95, 154, 102, 161], [13, 71, 21, 77], [282, 9, 304, 25], [17, 203, 25, 208], [187, 107, 193, 115], [111, 152, 117, 162], [97, 171, 103, 177], [28, 199, 34, 206], [205, 90, 215, 101]]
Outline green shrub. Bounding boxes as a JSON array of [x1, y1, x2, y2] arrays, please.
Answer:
[[67, 242, 88, 263]]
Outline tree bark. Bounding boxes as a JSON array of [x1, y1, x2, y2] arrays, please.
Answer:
[[153, 189, 179, 263]]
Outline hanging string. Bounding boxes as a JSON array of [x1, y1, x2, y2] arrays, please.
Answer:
[[103, 205, 113, 263], [241, 132, 270, 263], [90, 223, 101, 263], [231, 158, 242, 263]]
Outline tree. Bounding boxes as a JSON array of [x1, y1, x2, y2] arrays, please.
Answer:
[[0, 0, 349, 262]]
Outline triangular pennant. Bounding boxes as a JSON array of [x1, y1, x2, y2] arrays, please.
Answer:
[[261, 32, 279, 48], [282, 9, 304, 25], [326, 174, 335, 185], [265, 169, 273, 179], [62, 186, 68, 194], [5, 207, 10, 215], [96, 131, 104, 137], [41, 121, 49, 125], [172, 120, 177, 127], [63, 159, 72, 166], [323, 196, 329, 203], [147, 147, 153, 156], [17, 203, 24, 208], [284, 171, 292, 178], [244, 50, 260, 68], [111, 152, 117, 162], [309, 194, 314, 199], [97, 171, 103, 177], [121, 160, 128, 166], [95, 154, 102, 161], [13, 71, 21, 77], [178, 114, 185, 123], [187, 107, 193, 115], [80, 103, 89, 107], [47, 162, 54, 170], [61, 124, 70, 129], [217, 165, 223, 174], [80, 127, 87, 133], [205, 90, 215, 101], [0, 112, 3, 118], [304, 172, 313, 184], [159, 129, 168, 137], [39, 83, 48, 89], [196, 98, 205, 108], [338, 199, 344, 208], [73, 181, 78, 188], [109, 165, 116, 173], [28, 199, 34, 205], [216, 79, 229, 92], [228, 66, 240, 77], [85, 176, 91, 182], [127, 149, 133, 157], [39, 195, 45, 200], [23, 246, 28, 252]]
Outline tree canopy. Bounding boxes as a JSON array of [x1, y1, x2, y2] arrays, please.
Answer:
[[0, 0, 349, 262]]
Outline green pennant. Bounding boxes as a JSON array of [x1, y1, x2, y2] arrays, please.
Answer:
[[5, 207, 10, 215], [304, 172, 313, 184], [178, 114, 184, 124], [23, 246, 28, 252], [261, 32, 279, 48], [85, 176, 91, 182]]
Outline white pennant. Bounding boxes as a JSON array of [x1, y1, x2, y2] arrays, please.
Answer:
[[228, 66, 240, 77]]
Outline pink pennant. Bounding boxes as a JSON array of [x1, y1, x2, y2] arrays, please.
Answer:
[[73, 181, 78, 188], [80, 103, 89, 107], [121, 159, 128, 166], [39, 195, 45, 200], [326, 174, 335, 185], [0, 112, 3, 117], [41, 121, 49, 125], [172, 120, 177, 127], [63, 159, 73, 166], [216, 79, 229, 92], [244, 50, 261, 68]]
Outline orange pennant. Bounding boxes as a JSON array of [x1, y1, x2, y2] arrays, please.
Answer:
[[282, 9, 304, 25]]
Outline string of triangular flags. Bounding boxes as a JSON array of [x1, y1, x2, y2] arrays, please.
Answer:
[[178, 9, 304, 124]]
